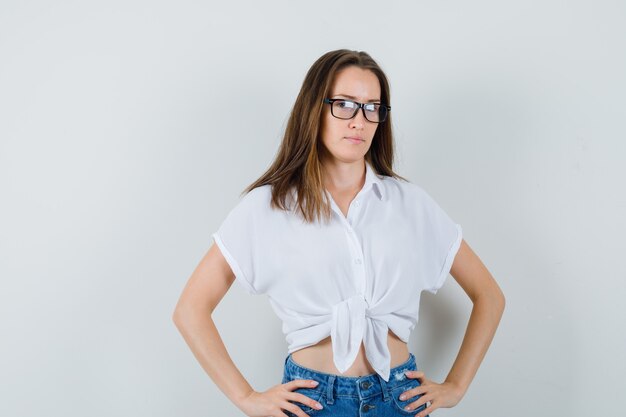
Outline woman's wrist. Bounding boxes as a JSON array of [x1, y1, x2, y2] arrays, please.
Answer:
[[443, 378, 467, 402]]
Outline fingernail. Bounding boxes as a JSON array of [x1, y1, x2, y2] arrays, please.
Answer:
[[315, 402, 323, 409], [310, 381, 319, 386], [404, 371, 411, 376], [399, 395, 406, 400]]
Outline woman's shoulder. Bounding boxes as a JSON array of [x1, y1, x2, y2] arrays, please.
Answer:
[[236, 183, 297, 217], [379, 175, 431, 203], [242, 183, 272, 199], [382, 176, 459, 224], [235, 184, 273, 210]]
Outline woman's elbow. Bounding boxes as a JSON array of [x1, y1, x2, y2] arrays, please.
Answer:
[[475, 281, 506, 312], [491, 284, 506, 314], [172, 305, 188, 328], [172, 301, 201, 328], [497, 289, 506, 312]]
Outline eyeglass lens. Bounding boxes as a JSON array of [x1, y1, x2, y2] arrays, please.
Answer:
[[331, 100, 387, 122]]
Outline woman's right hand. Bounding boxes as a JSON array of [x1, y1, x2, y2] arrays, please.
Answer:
[[238, 379, 324, 417]]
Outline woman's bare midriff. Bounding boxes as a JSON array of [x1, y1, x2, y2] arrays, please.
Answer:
[[290, 330, 410, 377]]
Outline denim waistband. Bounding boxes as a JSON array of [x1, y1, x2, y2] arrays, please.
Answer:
[[283, 352, 418, 402]]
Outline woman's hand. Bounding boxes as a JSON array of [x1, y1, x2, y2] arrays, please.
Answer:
[[238, 379, 323, 417], [401, 370, 464, 417]]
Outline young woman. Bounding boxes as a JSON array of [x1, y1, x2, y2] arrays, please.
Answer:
[[173, 49, 505, 417]]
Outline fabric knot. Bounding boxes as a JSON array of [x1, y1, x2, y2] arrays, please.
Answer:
[[330, 294, 392, 381]]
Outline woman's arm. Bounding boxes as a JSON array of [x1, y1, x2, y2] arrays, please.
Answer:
[[403, 239, 505, 417], [172, 244, 255, 410], [444, 238, 506, 394], [173, 245, 325, 417]]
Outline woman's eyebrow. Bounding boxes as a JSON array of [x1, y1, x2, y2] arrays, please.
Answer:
[[333, 94, 381, 102]]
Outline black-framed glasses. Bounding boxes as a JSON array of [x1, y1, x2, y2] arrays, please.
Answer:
[[323, 98, 391, 123]]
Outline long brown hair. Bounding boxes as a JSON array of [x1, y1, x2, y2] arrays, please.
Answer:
[[242, 49, 408, 224]]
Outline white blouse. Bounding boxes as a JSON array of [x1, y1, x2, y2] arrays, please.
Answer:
[[212, 160, 463, 382]]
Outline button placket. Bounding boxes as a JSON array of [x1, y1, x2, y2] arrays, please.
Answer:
[[361, 403, 376, 412], [346, 199, 360, 223], [352, 239, 366, 294], [346, 222, 364, 263], [332, 191, 369, 297], [358, 378, 376, 413]]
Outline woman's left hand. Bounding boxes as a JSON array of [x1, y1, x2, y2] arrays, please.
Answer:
[[402, 370, 464, 417]]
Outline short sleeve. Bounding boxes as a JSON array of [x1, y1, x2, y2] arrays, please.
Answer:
[[417, 188, 463, 295], [211, 190, 264, 296]]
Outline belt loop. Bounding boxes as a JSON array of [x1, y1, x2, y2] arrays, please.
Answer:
[[325, 375, 335, 405], [377, 374, 389, 401]]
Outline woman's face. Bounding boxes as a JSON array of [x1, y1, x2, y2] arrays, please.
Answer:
[[320, 66, 381, 165]]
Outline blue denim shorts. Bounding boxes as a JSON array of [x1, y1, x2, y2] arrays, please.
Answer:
[[281, 352, 429, 417]]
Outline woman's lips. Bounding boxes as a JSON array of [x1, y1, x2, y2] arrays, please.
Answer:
[[345, 137, 364, 144]]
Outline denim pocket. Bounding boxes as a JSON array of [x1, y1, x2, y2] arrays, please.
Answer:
[[390, 379, 427, 415], [286, 386, 325, 415]]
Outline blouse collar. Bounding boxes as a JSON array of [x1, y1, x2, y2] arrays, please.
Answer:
[[364, 160, 385, 201]]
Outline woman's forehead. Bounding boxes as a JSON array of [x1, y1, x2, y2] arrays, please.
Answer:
[[330, 67, 381, 101]]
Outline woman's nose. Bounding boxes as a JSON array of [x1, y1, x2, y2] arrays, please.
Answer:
[[349, 109, 366, 129]]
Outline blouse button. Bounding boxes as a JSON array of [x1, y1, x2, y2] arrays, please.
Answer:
[[355, 259, 362, 264]]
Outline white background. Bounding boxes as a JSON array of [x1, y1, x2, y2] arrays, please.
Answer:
[[1, 1, 625, 416]]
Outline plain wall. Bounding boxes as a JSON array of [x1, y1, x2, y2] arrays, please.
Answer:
[[1, 1, 625, 416]]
